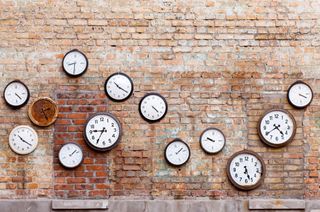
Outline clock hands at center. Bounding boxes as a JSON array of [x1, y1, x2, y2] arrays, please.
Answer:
[[96, 127, 106, 144], [176, 148, 183, 155], [274, 124, 284, 135], [243, 166, 250, 180], [207, 137, 215, 142], [18, 135, 32, 146], [299, 93, 307, 98], [69, 150, 77, 157], [266, 124, 282, 135], [152, 106, 159, 113], [15, 93, 22, 100], [41, 108, 48, 120], [113, 82, 128, 93]]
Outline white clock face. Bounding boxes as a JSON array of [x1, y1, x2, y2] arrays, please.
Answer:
[[228, 152, 264, 189], [84, 113, 121, 151], [105, 73, 133, 101], [58, 143, 83, 168], [288, 81, 313, 108], [62, 50, 88, 76], [139, 93, 167, 122], [200, 128, 225, 154], [4, 80, 29, 107], [259, 110, 296, 147], [165, 139, 190, 166], [9, 125, 38, 155]]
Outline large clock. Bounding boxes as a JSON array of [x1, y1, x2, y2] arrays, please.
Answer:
[[62, 49, 88, 77], [200, 128, 226, 154], [104, 72, 134, 102], [227, 150, 265, 191], [287, 80, 313, 109], [58, 143, 84, 169], [139, 93, 168, 123], [3, 80, 30, 108], [164, 139, 190, 167], [28, 97, 59, 127], [84, 112, 122, 151], [9, 125, 38, 155], [258, 109, 296, 148]]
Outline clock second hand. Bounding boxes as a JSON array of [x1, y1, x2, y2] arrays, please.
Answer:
[[96, 127, 106, 144], [18, 135, 32, 146]]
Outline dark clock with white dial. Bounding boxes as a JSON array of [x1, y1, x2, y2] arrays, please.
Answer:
[[84, 112, 122, 151], [139, 93, 167, 123], [105, 72, 133, 102], [164, 139, 190, 166], [287, 80, 313, 108], [3, 80, 30, 108], [62, 49, 88, 77], [58, 143, 83, 169], [200, 128, 226, 154]]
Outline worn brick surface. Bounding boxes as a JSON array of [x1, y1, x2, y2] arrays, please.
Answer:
[[0, 0, 319, 199]]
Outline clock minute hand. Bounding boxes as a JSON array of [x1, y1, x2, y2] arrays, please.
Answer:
[[114, 82, 128, 93], [299, 93, 307, 98], [176, 148, 183, 155], [41, 108, 48, 120], [244, 166, 250, 179], [69, 150, 77, 157], [274, 124, 284, 135], [15, 93, 22, 100], [152, 106, 159, 113], [207, 137, 215, 142], [18, 135, 32, 146], [96, 127, 106, 144]]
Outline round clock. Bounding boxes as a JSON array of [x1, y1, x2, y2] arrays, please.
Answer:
[[104, 72, 134, 102], [62, 49, 88, 77], [3, 80, 30, 108], [84, 112, 122, 151], [258, 109, 296, 148], [139, 93, 168, 123], [227, 150, 265, 191], [9, 125, 38, 155], [200, 128, 226, 154], [58, 143, 84, 169], [164, 139, 190, 167], [287, 80, 313, 109], [28, 97, 59, 127]]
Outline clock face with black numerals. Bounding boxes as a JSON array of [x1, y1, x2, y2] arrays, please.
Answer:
[[139, 93, 168, 123], [287, 81, 313, 108], [258, 109, 296, 148], [62, 49, 88, 77], [84, 113, 122, 151], [3, 80, 30, 108], [9, 125, 38, 155], [105, 72, 134, 102], [227, 150, 265, 190]]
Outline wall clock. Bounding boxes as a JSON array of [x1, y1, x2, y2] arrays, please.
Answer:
[[104, 72, 134, 102], [139, 93, 168, 123], [200, 128, 226, 154], [226, 149, 265, 191], [28, 97, 59, 127], [3, 80, 30, 108], [84, 112, 122, 151], [62, 49, 88, 77], [58, 143, 84, 169], [164, 138, 190, 167], [9, 125, 38, 155], [287, 80, 313, 109], [258, 109, 296, 148]]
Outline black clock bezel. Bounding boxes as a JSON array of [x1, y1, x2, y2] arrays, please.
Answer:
[[83, 112, 122, 152], [62, 49, 89, 77], [287, 80, 314, 109], [257, 109, 297, 148], [164, 138, 191, 167], [138, 92, 168, 123], [3, 80, 30, 109], [199, 127, 226, 154], [226, 149, 266, 191], [58, 142, 84, 169], [104, 72, 134, 102]]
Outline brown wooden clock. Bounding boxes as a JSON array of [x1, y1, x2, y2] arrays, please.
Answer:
[[28, 97, 59, 127]]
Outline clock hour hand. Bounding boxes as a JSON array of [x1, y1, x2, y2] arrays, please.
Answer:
[[152, 106, 159, 113], [207, 137, 215, 142], [96, 127, 106, 144], [244, 166, 250, 179], [41, 108, 48, 120], [299, 93, 307, 98], [176, 148, 183, 155], [91, 129, 107, 133], [18, 135, 32, 146], [274, 124, 283, 135], [114, 82, 128, 93], [69, 150, 77, 157], [266, 124, 279, 135], [15, 93, 22, 100]]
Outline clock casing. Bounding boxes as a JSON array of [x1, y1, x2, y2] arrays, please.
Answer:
[[3, 80, 30, 108], [139, 93, 168, 123], [105, 72, 134, 102]]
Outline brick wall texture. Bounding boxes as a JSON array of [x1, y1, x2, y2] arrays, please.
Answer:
[[0, 0, 319, 200]]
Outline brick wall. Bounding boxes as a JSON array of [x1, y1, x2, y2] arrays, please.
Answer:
[[0, 0, 319, 199]]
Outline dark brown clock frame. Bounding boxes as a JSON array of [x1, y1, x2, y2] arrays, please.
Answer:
[[138, 92, 168, 123], [257, 109, 297, 148], [28, 97, 59, 127], [3, 80, 30, 109], [104, 72, 134, 102], [62, 49, 89, 77], [226, 149, 266, 191], [164, 138, 191, 167], [199, 127, 226, 154], [287, 80, 314, 109]]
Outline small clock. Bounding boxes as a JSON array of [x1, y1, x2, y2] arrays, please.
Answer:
[[84, 112, 122, 151], [164, 139, 190, 167], [258, 109, 296, 148], [227, 150, 265, 191], [200, 128, 226, 154], [139, 93, 168, 123], [58, 143, 84, 169], [9, 125, 38, 155], [287, 80, 313, 109], [104, 72, 134, 102], [3, 80, 30, 108], [62, 49, 88, 77], [28, 97, 59, 127]]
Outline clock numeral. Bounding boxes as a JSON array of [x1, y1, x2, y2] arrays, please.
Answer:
[[265, 120, 270, 125], [235, 162, 239, 167]]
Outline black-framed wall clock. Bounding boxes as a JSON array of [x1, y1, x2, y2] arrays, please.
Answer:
[[258, 109, 296, 148], [3, 80, 30, 108], [226, 149, 265, 191], [200, 128, 226, 154], [62, 49, 88, 77], [104, 72, 134, 102], [58, 142, 84, 169], [139, 93, 168, 123], [9, 125, 38, 155], [287, 80, 313, 109], [84, 112, 122, 151], [164, 138, 190, 167]]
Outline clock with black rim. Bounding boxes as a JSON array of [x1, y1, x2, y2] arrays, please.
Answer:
[[227, 149, 265, 191], [287, 80, 313, 109], [139, 93, 168, 123], [58, 142, 84, 169], [84, 112, 122, 151], [164, 138, 190, 167], [258, 109, 296, 148], [3, 80, 30, 108], [104, 72, 134, 102], [62, 49, 88, 77], [200, 128, 226, 154]]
